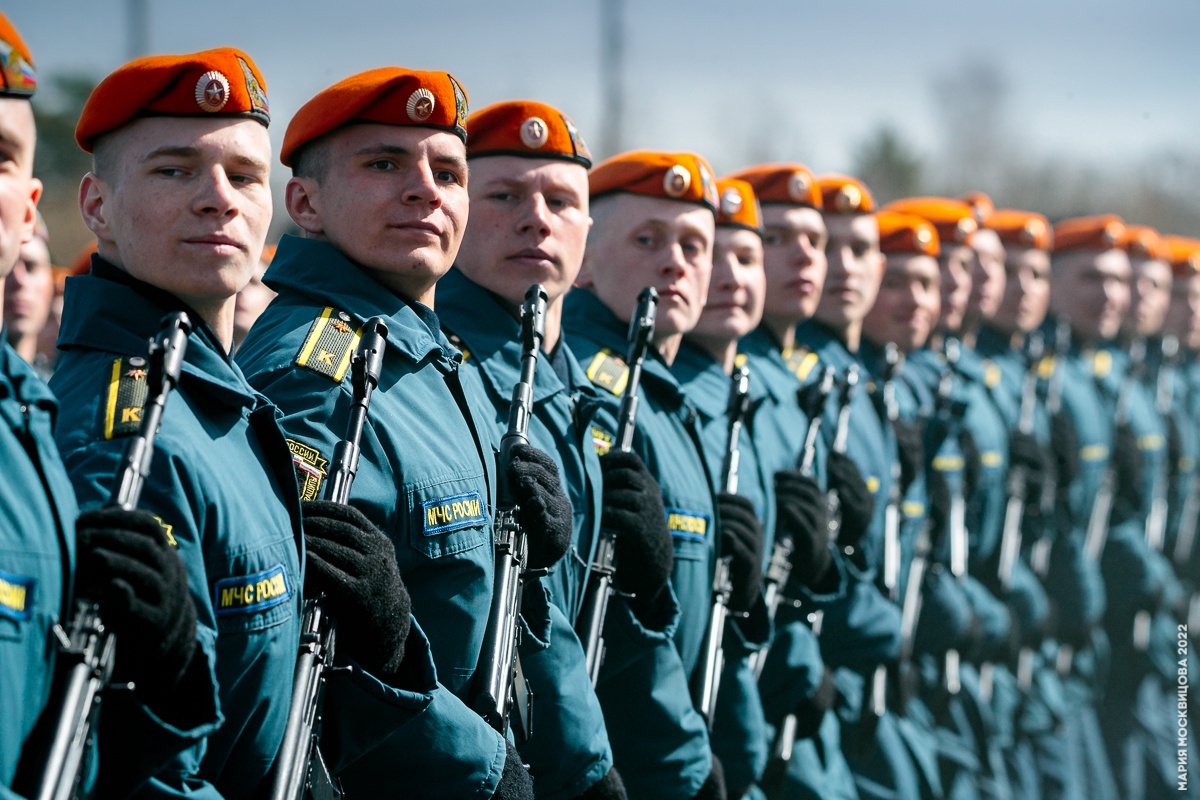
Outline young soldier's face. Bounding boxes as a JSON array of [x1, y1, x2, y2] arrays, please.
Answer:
[[1166, 271, 1200, 349], [580, 194, 714, 338], [862, 253, 940, 352], [1050, 248, 1131, 343], [759, 205, 827, 325], [690, 226, 765, 343], [815, 212, 883, 329], [3, 235, 52, 339], [1127, 257, 1172, 338], [992, 246, 1050, 336], [967, 228, 1006, 322], [0, 98, 41, 282], [455, 155, 590, 306], [81, 117, 272, 309], [288, 124, 469, 303], [937, 244, 974, 332]]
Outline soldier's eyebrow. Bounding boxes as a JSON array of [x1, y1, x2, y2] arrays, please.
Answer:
[[353, 143, 411, 158], [431, 152, 468, 174], [141, 145, 200, 162]]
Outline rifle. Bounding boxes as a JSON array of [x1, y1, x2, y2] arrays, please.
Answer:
[[869, 344, 902, 724], [1084, 338, 1143, 562], [1031, 318, 1070, 581], [828, 365, 860, 551], [32, 313, 190, 800], [576, 287, 659, 685], [997, 333, 1043, 692], [271, 316, 388, 800], [751, 366, 836, 680], [692, 363, 751, 727], [472, 286, 548, 741], [941, 337, 966, 697], [895, 523, 931, 713]]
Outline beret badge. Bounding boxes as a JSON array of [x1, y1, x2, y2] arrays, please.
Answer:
[[788, 171, 811, 203], [720, 187, 743, 216], [195, 70, 230, 113], [834, 184, 863, 213], [664, 164, 691, 198], [406, 88, 435, 122], [520, 117, 548, 149]]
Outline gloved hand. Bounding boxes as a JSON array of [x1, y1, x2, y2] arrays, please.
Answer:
[[1112, 423, 1144, 523], [1050, 410, 1081, 488], [577, 767, 627, 800], [493, 740, 535, 800], [789, 667, 837, 740], [774, 470, 832, 587], [717, 493, 764, 614], [958, 429, 981, 499], [691, 754, 727, 800], [75, 507, 197, 704], [826, 451, 874, 547], [507, 443, 573, 570], [1166, 416, 1184, 482], [926, 466, 952, 552], [600, 451, 673, 607], [1008, 431, 1046, 495], [302, 500, 411, 675], [893, 419, 925, 495]]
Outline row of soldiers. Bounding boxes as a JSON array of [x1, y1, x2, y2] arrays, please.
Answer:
[[1, 13, 1197, 800]]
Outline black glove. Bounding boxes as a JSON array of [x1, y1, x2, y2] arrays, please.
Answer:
[[600, 451, 674, 607], [1050, 410, 1081, 488], [691, 754, 727, 800], [1008, 431, 1046, 496], [493, 740, 535, 800], [577, 767, 627, 800], [774, 470, 832, 588], [1112, 423, 1144, 523], [302, 500, 411, 675], [893, 419, 925, 495], [826, 451, 874, 547], [958, 429, 981, 499], [1166, 415, 1184, 482], [75, 507, 197, 702], [717, 493, 764, 614], [790, 667, 837, 740], [507, 443, 573, 570]]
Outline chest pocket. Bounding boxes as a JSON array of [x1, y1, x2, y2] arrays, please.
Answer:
[[407, 473, 492, 560], [210, 537, 298, 635], [665, 496, 712, 563]]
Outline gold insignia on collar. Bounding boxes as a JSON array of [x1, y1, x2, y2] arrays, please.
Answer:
[[585, 349, 629, 395], [103, 355, 151, 440], [295, 307, 362, 382]]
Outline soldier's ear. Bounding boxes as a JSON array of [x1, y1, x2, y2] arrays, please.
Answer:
[[285, 176, 325, 236], [78, 173, 110, 239], [575, 249, 595, 288]]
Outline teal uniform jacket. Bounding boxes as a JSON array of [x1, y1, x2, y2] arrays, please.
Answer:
[[563, 287, 713, 799], [436, 269, 613, 800], [0, 340, 79, 797], [55, 262, 509, 799], [738, 328, 859, 800], [672, 339, 771, 795]]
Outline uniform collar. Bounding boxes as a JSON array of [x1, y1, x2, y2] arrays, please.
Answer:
[[671, 339, 732, 421], [0, 338, 56, 407], [739, 327, 796, 407], [264, 235, 454, 366], [57, 258, 258, 409]]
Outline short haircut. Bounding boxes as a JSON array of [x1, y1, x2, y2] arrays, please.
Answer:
[[290, 136, 330, 182]]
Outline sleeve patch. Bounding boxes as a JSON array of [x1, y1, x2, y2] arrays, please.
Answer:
[[423, 491, 487, 535], [666, 507, 711, 541], [295, 307, 361, 382], [287, 438, 329, 502], [103, 355, 150, 440], [213, 564, 291, 616], [783, 348, 818, 383], [590, 425, 614, 457], [585, 350, 629, 395], [0, 569, 34, 622]]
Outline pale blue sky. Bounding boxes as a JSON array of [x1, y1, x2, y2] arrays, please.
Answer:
[[10, 0, 1199, 176]]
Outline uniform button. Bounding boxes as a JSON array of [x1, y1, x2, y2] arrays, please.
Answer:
[[19, 405, 27, 414]]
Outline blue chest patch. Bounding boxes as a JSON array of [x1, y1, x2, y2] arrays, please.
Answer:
[[0, 568, 34, 622], [423, 491, 487, 536], [212, 564, 291, 616], [665, 507, 712, 541]]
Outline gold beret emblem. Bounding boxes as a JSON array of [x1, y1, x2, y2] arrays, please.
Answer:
[[915, 227, 933, 247], [406, 88, 436, 122], [834, 184, 862, 213], [195, 70, 230, 113], [788, 171, 811, 203], [664, 165, 691, 198], [520, 117, 548, 149], [956, 216, 978, 242], [720, 187, 744, 216]]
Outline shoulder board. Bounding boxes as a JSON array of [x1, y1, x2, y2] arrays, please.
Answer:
[[783, 346, 818, 383], [295, 307, 362, 383], [1091, 349, 1112, 379], [1037, 355, 1056, 380], [444, 331, 470, 363], [103, 355, 150, 440], [733, 352, 748, 369], [585, 349, 629, 396], [983, 361, 1002, 389]]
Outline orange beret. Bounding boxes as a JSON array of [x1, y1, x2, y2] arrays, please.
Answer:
[[959, 191, 994, 224], [1051, 214, 1125, 254], [1117, 224, 1168, 262], [714, 178, 762, 233], [877, 211, 939, 257], [260, 244, 277, 265], [0, 12, 36, 98], [282, 67, 468, 166], [883, 197, 978, 246], [589, 150, 718, 211], [467, 100, 591, 167], [723, 163, 820, 207], [76, 48, 269, 152], [986, 209, 1051, 251], [1163, 236, 1200, 277], [815, 174, 876, 214]]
